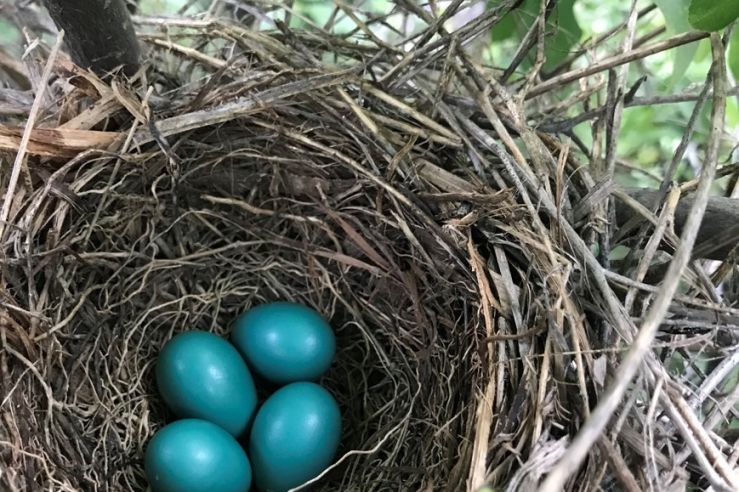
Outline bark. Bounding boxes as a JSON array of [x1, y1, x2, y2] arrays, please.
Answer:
[[617, 188, 739, 261], [44, 0, 140, 77]]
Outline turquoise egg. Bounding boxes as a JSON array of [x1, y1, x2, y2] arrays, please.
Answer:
[[145, 419, 252, 492], [249, 382, 342, 492], [231, 302, 336, 385], [156, 331, 257, 437]]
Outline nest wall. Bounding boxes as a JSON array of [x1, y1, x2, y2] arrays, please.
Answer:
[[2, 80, 513, 490]]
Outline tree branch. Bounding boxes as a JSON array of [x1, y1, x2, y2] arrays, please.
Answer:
[[43, 0, 140, 77], [616, 188, 739, 261]]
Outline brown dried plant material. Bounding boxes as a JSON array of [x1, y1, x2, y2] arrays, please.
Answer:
[[0, 124, 122, 156], [1, 2, 738, 492]]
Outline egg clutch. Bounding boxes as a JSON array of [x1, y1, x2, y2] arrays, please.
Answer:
[[145, 302, 341, 492]]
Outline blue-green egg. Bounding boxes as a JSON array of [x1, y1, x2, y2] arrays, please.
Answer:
[[156, 331, 257, 437], [249, 382, 342, 492], [231, 302, 336, 385], [145, 419, 252, 492]]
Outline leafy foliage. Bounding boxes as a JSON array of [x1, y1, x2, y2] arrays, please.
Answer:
[[0, 19, 20, 52], [545, 0, 581, 68], [653, 0, 698, 86], [129, 0, 738, 192], [729, 25, 739, 80], [489, 0, 521, 41], [489, 0, 582, 70], [688, 0, 739, 31]]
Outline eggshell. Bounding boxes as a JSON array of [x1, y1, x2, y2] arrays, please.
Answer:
[[248, 382, 341, 492], [145, 419, 252, 492], [231, 302, 336, 385], [156, 331, 257, 436]]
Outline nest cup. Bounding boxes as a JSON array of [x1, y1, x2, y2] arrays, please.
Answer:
[[0, 21, 495, 491], [54, 142, 482, 490]]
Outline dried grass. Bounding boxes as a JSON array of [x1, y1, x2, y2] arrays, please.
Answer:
[[1, 2, 738, 491]]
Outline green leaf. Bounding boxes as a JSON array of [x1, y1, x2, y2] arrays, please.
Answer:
[[688, 0, 739, 31], [726, 97, 739, 128], [729, 26, 739, 80], [489, 8, 519, 41], [488, 0, 581, 69], [0, 19, 20, 47], [489, 0, 537, 42], [655, 0, 692, 33], [654, 0, 697, 86], [543, 0, 582, 69]]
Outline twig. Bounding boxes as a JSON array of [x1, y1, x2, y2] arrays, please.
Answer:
[[596, 0, 639, 288], [687, 348, 739, 411], [538, 84, 738, 133], [0, 31, 63, 242], [623, 187, 679, 312], [598, 437, 641, 492], [467, 237, 498, 491], [140, 36, 228, 69], [662, 383, 738, 491], [538, 31, 728, 492], [527, 31, 708, 99]]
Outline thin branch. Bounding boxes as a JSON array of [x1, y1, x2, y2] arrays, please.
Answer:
[[0, 31, 63, 242], [43, 0, 140, 76], [538, 31, 729, 492], [527, 31, 708, 99]]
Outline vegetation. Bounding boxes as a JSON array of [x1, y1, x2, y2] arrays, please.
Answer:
[[111, 0, 739, 190], [1, 1, 738, 491]]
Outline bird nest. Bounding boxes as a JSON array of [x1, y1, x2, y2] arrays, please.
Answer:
[[1, 2, 738, 492]]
